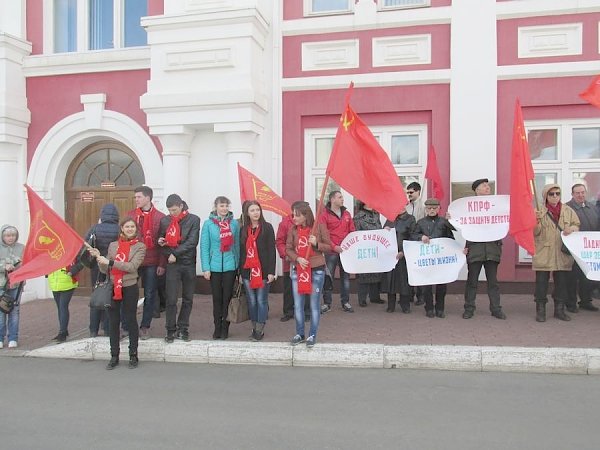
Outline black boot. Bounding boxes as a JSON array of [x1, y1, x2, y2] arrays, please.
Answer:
[[213, 320, 222, 340], [386, 294, 396, 313], [106, 356, 119, 370], [129, 354, 138, 369], [554, 302, 571, 321], [221, 320, 230, 340], [535, 301, 546, 322]]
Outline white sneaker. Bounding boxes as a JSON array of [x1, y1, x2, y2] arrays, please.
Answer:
[[8, 341, 17, 348]]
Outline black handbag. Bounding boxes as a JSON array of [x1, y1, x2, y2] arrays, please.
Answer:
[[0, 281, 23, 314], [89, 269, 114, 310], [546, 212, 571, 255]]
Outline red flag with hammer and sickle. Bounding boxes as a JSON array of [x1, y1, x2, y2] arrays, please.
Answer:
[[238, 163, 292, 217], [9, 185, 84, 284]]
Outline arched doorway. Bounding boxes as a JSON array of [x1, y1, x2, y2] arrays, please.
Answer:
[[65, 141, 145, 288]]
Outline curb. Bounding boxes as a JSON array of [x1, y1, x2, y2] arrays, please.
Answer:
[[17, 338, 600, 375]]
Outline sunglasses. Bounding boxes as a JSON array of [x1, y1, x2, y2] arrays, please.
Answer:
[[548, 192, 561, 197], [406, 191, 415, 195]]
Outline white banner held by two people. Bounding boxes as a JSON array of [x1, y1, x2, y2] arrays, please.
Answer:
[[447, 195, 510, 242], [339, 229, 398, 274], [562, 231, 600, 281], [403, 238, 467, 286]]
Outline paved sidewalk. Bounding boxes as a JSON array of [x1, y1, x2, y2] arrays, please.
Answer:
[[2, 293, 600, 373]]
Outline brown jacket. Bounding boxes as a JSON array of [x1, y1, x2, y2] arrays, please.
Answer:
[[533, 184, 580, 272], [99, 241, 146, 287], [286, 223, 331, 269]]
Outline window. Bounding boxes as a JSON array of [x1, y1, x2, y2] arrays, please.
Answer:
[[305, 0, 352, 16], [527, 120, 600, 203], [305, 125, 427, 213], [71, 144, 144, 188], [378, 0, 431, 11], [48, 0, 147, 53]]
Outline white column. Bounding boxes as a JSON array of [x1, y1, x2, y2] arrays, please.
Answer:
[[0, 0, 26, 39], [157, 128, 194, 204], [450, 0, 497, 187], [224, 131, 258, 214]]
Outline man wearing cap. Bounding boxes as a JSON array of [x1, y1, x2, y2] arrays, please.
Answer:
[[463, 178, 506, 320], [412, 198, 456, 318], [565, 183, 599, 312]]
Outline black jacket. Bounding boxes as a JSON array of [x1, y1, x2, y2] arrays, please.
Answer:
[[85, 203, 120, 256], [413, 215, 455, 241], [158, 213, 201, 266], [384, 212, 416, 251], [239, 222, 276, 280]]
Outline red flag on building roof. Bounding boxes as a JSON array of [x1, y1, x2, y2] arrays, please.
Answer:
[[237, 163, 292, 217], [9, 185, 84, 284], [508, 99, 537, 256], [325, 83, 407, 221], [424, 145, 445, 202], [579, 75, 600, 109]]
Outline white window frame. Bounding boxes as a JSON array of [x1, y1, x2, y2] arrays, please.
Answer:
[[303, 0, 354, 17], [377, 0, 431, 12], [44, 0, 145, 54], [304, 124, 428, 214]]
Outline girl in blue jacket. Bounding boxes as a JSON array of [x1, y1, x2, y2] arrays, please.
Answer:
[[201, 196, 240, 339]]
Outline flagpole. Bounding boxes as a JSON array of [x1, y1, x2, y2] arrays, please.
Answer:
[[530, 180, 539, 211]]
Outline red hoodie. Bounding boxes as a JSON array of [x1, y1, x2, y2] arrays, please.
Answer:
[[319, 207, 355, 249]]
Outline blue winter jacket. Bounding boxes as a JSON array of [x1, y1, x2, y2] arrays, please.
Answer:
[[85, 203, 120, 256], [201, 212, 239, 273]]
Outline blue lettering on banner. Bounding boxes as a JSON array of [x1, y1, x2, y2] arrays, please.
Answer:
[[357, 247, 378, 259]]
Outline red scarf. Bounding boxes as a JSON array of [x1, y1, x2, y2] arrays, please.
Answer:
[[212, 217, 234, 252], [112, 237, 139, 301], [295, 226, 312, 294], [546, 201, 562, 223], [165, 210, 189, 247], [134, 205, 157, 249], [243, 225, 263, 289]]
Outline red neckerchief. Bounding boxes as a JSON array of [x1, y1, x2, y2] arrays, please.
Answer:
[[135, 205, 157, 249], [212, 217, 234, 252], [243, 225, 263, 288], [546, 201, 562, 223], [112, 237, 139, 301], [295, 226, 312, 294], [165, 210, 189, 247]]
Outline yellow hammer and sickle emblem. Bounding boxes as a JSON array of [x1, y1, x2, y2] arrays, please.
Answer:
[[341, 110, 354, 131]]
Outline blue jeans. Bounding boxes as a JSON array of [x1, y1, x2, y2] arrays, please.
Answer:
[[323, 253, 350, 306], [52, 289, 74, 334], [139, 265, 158, 329], [291, 267, 325, 339], [242, 278, 270, 324], [0, 287, 20, 342]]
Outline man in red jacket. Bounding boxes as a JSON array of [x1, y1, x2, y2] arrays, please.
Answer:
[[127, 186, 166, 339], [320, 191, 355, 313]]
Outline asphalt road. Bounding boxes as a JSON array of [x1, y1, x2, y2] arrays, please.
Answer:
[[3, 357, 599, 450]]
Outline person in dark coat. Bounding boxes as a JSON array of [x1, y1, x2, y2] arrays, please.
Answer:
[[84, 203, 119, 337], [463, 179, 506, 320], [239, 201, 276, 341], [383, 209, 416, 313], [413, 198, 456, 318], [353, 202, 384, 307]]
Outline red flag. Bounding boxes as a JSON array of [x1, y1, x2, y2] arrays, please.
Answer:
[[424, 145, 444, 202], [325, 85, 407, 221], [9, 185, 84, 284], [579, 75, 600, 109], [237, 163, 292, 217], [508, 99, 536, 256]]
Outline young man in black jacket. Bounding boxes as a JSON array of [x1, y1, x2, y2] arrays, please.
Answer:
[[158, 194, 201, 343]]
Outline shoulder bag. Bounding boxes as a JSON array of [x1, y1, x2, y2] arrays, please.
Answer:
[[0, 281, 23, 314], [89, 267, 114, 310], [227, 272, 249, 323], [546, 212, 571, 256]]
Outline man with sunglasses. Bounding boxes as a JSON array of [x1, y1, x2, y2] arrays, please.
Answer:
[[463, 178, 506, 320], [406, 182, 425, 306]]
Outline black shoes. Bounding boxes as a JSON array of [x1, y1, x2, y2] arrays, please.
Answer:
[[462, 310, 474, 319], [426, 310, 435, 318], [579, 302, 599, 312], [491, 310, 507, 320], [435, 310, 446, 318], [176, 330, 191, 342], [370, 298, 385, 304], [129, 355, 138, 369], [280, 315, 293, 322], [566, 305, 579, 313], [414, 299, 425, 306], [401, 305, 411, 314], [52, 332, 67, 343], [165, 333, 175, 343], [106, 357, 119, 370]]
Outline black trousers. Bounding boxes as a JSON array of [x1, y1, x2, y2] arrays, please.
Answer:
[[423, 284, 447, 312], [210, 271, 236, 323], [534, 271, 569, 304], [566, 262, 592, 307], [358, 283, 380, 304], [282, 271, 294, 317], [464, 260, 501, 313], [165, 263, 196, 333], [108, 284, 138, 358]]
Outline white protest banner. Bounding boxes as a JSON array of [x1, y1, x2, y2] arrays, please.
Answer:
[[447, 195, 510, 242], [403, 238, 466, 286], [339, 229, 398, 274], [562, 232, 600, 281]]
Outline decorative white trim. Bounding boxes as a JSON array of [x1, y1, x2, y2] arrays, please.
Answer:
[[184, 0, 234, 12], [497, 60, 600, 80], [301, 39, 359, 71], [282, 69, 450, 91], [497, 0, 600, 20], [165, 47, 234, 71], [22, 47, 150, 77], [518, 23, 583, 59], [372, 34, 431, 67]]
